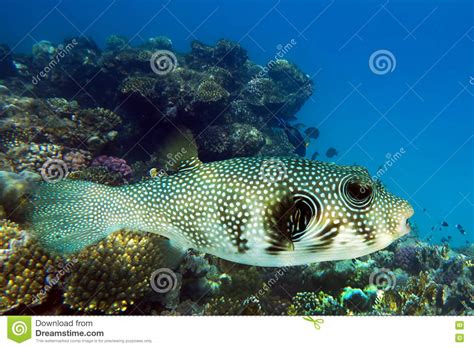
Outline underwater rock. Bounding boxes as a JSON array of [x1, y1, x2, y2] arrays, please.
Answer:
[[30, 37, 104, 106], [243, 77, 284, 112], [0, 44, 16, 78], [32, 40, 56, 60], [186, 39, 248, 72], [196, 123, 265, 161], [2, 37, 313, 163], [267, 59, 313, 118], [259, 127, 299, 156], [0, 170, 40, 219], [141, 36, 173, 51], [105, 35, 130, 51]]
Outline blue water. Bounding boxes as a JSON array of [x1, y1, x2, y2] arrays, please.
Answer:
[[1, 0, 472, 247]]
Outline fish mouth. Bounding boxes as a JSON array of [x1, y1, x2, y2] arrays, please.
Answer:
[[399, 205, 415, 236]]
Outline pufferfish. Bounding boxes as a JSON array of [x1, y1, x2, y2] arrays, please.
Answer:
[[29, 156, 414, 267]]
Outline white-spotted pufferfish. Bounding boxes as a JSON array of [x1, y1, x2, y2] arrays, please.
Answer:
[[30, 156, 414, 267]]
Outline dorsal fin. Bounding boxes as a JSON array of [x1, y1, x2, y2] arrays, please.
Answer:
[[176, 157, 203, 172]]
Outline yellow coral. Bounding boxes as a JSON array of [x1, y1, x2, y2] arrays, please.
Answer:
[[63, 230, 181, 314], [0, 220, 62, 313]]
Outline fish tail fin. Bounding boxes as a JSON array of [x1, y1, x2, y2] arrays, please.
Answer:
[[29, 180, 141, 254]]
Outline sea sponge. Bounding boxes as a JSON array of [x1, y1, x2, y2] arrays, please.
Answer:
[[63, 230, 183, 314], [0, 220, 62, 313]]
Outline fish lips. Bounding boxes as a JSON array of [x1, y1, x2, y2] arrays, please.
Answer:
[[399, 206, 415, 237]]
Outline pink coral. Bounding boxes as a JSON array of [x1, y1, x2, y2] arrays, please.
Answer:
[[91, 155, 132, 179]]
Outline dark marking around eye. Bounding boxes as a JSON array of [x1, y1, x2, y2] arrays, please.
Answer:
[[265, 190, 323, 255]]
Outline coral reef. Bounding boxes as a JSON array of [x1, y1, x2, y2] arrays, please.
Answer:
[[0, 170, 40, 219], [0, 220, 63, 313], [0, 34, 471, 317], [2, 35, 311, 161], [62, 230, 182, 314], [91, 155, 132, 180], [0, 44, 16, 78], [287, 291, 346, 315]]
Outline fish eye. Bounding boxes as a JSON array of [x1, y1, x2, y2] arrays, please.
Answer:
[[341, 177, 374, 209], [347, 182, 372, 201]]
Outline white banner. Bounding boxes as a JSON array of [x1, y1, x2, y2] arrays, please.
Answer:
[[0, 315, 470, 348]]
